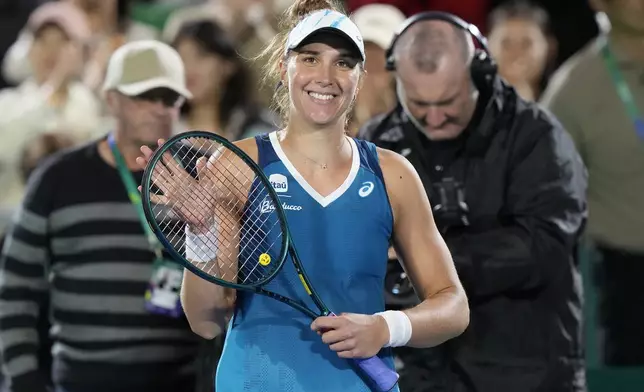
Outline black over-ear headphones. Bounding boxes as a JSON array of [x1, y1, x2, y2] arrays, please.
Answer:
[[385, 11, 498, 90]]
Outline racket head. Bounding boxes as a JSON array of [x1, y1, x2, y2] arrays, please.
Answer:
[[140, 130, 291, 290]]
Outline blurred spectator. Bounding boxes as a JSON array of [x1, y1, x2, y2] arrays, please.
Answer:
[[360, 14, 588, 392], [487, 0, 557, 101], [0, 131, 78, 390], [540, 0, 644, 367], [498, 0, 599, 70], [172, 19, 275, 139], [0, 40, 199, 392], [348, 4, 406, 135], [0, 1, 101, 233], [162, 0, 290, 107], [2, 0, 158, 94]]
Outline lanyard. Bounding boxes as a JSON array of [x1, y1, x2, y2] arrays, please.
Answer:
[[107, 133, 163, 258], [600, 40, 644, 140]]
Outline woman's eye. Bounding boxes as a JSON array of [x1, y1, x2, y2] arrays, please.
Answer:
[[337, 59, 357, 69]]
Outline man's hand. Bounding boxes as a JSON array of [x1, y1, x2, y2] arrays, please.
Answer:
[[311, 313, 389, 358]]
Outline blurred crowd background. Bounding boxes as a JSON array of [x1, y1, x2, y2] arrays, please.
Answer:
[[0, 0, 641, 391]]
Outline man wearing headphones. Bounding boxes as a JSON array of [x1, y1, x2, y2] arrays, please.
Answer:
[[359, 12, 589, 392]]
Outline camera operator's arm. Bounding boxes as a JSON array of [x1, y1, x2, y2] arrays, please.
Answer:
[[447, 119, 587, 299]]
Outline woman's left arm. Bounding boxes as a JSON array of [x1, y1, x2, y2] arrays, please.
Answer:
[[379, 147, 469, 348], [312, 149, 469, 358]]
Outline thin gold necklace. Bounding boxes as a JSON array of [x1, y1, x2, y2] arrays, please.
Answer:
[[283, 133, 347, 170]]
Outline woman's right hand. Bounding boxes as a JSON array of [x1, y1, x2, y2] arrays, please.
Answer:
[[136, 139, 218, 232]]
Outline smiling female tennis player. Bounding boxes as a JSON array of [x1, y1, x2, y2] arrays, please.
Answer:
[[137, 1, 468, 391]]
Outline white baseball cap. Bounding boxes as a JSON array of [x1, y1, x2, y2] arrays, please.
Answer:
[[285, 9, 365, 61], [102, 40, 192, 99], [351, 4, 406, 51]]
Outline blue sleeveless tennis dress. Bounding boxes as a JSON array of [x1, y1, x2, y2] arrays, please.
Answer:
[[216, 131, 399, 392]]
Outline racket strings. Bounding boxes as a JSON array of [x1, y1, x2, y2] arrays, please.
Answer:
[[148, 137, 285, 285], [201, 152, 282, 284]]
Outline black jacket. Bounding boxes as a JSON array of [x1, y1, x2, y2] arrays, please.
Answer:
[[359, 78, 588, 392]]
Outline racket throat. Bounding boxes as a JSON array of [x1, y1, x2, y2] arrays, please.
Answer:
[[297, 274, 312, 295]]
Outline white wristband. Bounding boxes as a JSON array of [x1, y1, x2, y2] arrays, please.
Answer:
[[375, 310, 412, 347], [185, 224, 218, 263]]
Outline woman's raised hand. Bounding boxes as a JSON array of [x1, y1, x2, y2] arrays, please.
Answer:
[[136, 139, 218, 231]]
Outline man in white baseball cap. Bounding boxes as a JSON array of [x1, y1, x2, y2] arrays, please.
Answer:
[[103, 39, 192, 99], [349, 4, 406, 133], [102, 40, 191, 153]]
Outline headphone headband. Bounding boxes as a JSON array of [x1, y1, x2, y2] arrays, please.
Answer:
[[388, 11, 490, 57], [384, 11, 497, 89]]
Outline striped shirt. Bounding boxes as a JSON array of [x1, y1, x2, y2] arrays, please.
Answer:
[[0, 140, 200, 392]]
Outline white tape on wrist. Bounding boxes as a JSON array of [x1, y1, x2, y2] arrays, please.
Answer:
[[185, 224, 218, 263], [375, 310, 412, 347]]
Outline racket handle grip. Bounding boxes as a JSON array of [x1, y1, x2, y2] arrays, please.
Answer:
[[353, 355, 400, 391], [327, 312, 399, 391]]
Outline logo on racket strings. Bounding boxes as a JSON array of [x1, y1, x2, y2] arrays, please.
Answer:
[[259, 253, 271, 266], [259, 199, 303, 214]]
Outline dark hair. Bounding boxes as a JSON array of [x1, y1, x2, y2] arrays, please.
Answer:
[[488, 0, 551, 35], [173, 19, 259, 132], [256, 0, 348, 123]]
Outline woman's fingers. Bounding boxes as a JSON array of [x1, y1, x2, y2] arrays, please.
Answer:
[[151, 162, 177, 197], [161, 150, 188, 178], [135, 156, 148, 170], [140, 145, 155, 160]]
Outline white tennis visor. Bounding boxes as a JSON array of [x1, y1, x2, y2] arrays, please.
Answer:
[[284, 9, 366, 62]]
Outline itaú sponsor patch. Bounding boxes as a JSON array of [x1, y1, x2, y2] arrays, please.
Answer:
[[268, 173, 288, 193]]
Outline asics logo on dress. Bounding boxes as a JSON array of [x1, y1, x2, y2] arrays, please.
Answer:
[[358, 181, 374, 198]]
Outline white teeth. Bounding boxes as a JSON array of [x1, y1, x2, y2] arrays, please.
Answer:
[[308, 92, 334, 101]]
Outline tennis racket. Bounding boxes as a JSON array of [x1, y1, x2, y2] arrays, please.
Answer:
[[140, 131, 400, 392]]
